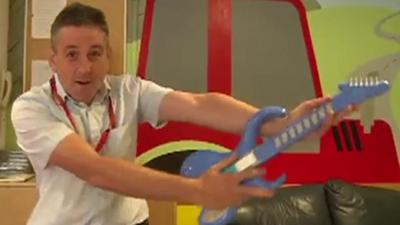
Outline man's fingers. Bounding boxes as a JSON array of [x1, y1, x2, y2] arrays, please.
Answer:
[[290, 97, 332, 123], [211, 153, 238, 171], [235, 167, 266, 181], [332, 105, 356, 124], [300, 97, 332, 111], [237, 185, 275, 198]]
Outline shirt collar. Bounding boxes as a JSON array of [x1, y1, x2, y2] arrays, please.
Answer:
[[53, 73, 111, 105]]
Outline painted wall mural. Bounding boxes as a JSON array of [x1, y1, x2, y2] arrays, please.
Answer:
[[132, 0, 400, 184], [128, 1, 399, 224]]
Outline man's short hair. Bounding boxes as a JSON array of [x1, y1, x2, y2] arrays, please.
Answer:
[[50, 2, 109, 48]]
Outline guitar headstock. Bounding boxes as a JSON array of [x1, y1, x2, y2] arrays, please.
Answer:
[[338, 77, 390, 104]]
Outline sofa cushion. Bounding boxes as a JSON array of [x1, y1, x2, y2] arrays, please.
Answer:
[[325, 179, 400, 225], [228, 184, 332, 225]]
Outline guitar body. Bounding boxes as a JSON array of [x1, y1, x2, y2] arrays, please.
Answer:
[[181, 150, 229, 178], [181, 150, 279, 188]]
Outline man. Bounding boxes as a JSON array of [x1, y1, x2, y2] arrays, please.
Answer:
[[11, 3, 354, 225]]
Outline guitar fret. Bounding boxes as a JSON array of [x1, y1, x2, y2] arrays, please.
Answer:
[[289, 127, 296, 139], [311, 112, 319, 124], [303, 117, 311, 129], [295, 123, 303, 134], [318, 107, 326, 119], [326, 103, 333, 113], [281, 132, 288, 143], [274, 137, 282, 148]]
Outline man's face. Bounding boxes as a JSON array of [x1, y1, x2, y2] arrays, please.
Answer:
[[49, 26, 110, 104]]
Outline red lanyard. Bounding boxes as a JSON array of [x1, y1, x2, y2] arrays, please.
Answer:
[[49, 76, 117, 153]]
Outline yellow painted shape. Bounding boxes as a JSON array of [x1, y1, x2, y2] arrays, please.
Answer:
[[177, 204, 202, 225], [136, 140, 230, 165]]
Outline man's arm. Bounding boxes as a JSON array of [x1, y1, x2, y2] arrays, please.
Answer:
[[48, 133, 271, 209], [158, 91, 259, 134], [158, 91, 356, 138]]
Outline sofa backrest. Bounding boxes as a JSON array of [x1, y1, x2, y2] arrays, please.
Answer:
[[325, 180, 400, 225], [229, 184, 332, 225], [230, 180, 400, 225]]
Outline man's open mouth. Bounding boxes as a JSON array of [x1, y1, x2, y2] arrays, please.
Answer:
[[76, 81, 91, 85]]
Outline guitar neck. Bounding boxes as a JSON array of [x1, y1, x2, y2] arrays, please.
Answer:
[[232, 98, 338, 172], [268, 89, 359, 149], [269, 103, 332, 151], [236, 92, 356, 171]]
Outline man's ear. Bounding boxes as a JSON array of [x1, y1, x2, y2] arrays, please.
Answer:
[[48, 49, 57, 73]]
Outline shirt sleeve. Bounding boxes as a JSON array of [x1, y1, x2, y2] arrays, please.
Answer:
[[11, 96, 74, 170], [137, 78, 173, 128]]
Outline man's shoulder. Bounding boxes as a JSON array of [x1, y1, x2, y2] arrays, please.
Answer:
[[105, 74, 144, 93], [106, 74, 141, 84], [15, 83, 51, 103], [11, 83, 54, 122]]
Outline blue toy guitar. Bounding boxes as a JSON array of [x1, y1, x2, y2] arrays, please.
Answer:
[[180, 78, 390, 225]]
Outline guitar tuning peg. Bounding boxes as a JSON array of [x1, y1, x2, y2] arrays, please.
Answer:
[[358, 77, 364, 87], [349, 77, 354, 86], [365, 77, 369, 86], [370, 77, 375, 86]]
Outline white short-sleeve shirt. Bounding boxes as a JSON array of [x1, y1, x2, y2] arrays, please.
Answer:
[[11, 74, 172, 225]]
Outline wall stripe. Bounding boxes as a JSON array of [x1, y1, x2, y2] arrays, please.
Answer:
[[332, 126, 343, 151], [137, 0, 155, 77], [340, 121, 353, 151], [350, 121, 363, 151], [208, 0, 232, 94]]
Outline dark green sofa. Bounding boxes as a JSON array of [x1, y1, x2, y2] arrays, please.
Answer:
[[228, 180, 400, 225]]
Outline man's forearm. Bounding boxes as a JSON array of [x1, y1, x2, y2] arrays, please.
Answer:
[[186, 92, 259, 134], [160, 91, 287, 136], [49, 133, 203, 204], [191, 93, 293, 137], [87, 156, 202, 203]]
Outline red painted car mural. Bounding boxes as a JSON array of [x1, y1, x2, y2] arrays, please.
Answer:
[[136, 0, 400, 183]]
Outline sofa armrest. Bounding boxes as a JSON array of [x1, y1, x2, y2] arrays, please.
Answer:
[[325, 180, 400, 225], [228, 184, 332, 225]]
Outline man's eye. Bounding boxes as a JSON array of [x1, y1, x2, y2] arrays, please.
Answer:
[[89, 51, 103, 60], [66, 52, 78, 59], [90, 51, 102, 57]]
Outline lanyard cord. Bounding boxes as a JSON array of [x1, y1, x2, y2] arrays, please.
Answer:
[[49, 76, 117, 152]]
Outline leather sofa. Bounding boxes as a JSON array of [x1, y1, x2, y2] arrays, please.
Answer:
[[228, 180, 400, 225]]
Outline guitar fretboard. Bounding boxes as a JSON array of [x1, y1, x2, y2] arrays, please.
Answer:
[[272, 103, 332, 150]]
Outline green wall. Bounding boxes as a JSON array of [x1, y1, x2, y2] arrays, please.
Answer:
[[308, 6, 399, 94], [308, 6, 399, 144]]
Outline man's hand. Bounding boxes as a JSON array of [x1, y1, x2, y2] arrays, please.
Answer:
[[194, 154, 274, 210], [261, 97, 359, 139]]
